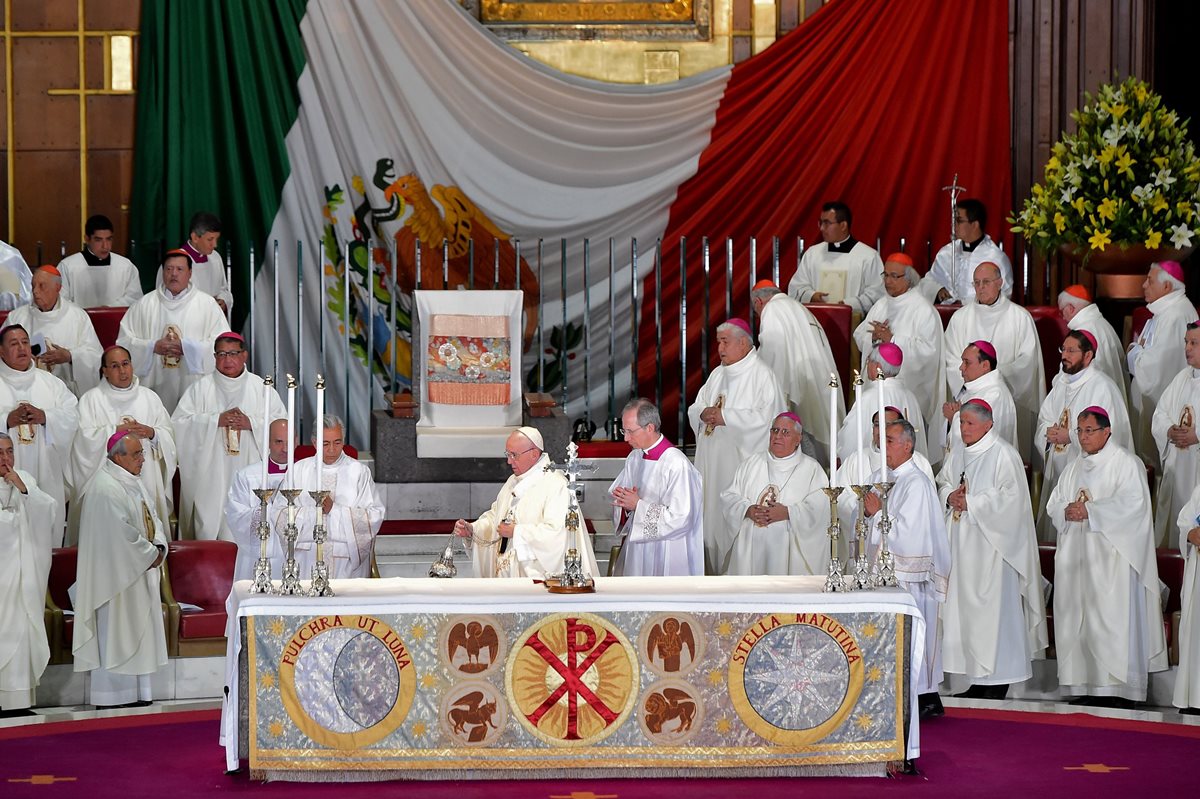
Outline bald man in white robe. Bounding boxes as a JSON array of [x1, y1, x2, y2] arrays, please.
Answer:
[[225, 419, 291, 582], [6, 266, 103, 396]]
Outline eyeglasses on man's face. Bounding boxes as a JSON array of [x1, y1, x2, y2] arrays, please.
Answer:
[[504, 447, 536, 460], [620, 424, 647, 437]]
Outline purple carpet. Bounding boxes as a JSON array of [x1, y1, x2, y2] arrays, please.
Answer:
[[1, 707, 1195, 797]]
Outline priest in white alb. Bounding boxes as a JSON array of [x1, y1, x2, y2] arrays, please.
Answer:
[[608, 398, 703, 577], [855, 253, 945, 427], [0, 433, 57, 716], [56, 214, 144, 308], [117, 248, 227, 413], [68, 345, 176, 546], [72, 433, 169, 708], [1173, 483, 1200, 714], [935, 341, 1018, 461], [1153, 322, 1200, 548], [862, 418, 951, 720], [687, 318, 785, 574], [1046, 406, 1168, 706], [1129, 261, 1199, 468], [0, 323, 79, 543], [919, 199, 1013, 304], [721, 412, 829, 576], [944, 266, 1045, 459], [939, 400, 1047, 700], [173, 333, 285, 540], [837, 343, 929, 463], [6, 265, 103, 396], [1035, 330, 1132, 541], [752, 280, 843, 461], [786, 201, 884, 315], [225, 418, 291, 582], [1057, 284, 1127, 403], [455, 427, 596, 580]]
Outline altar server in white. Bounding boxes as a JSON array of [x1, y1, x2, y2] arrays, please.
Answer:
[[943, 265, 1045, 459], [1129, 261, 1198, 468], [225, 418, 291, 582], [1057, 284, 1127, 402], [0, 434, 57, 715], [608, 398, 703, 576], [786, 201, 884, 314], [1154, 323, 1200, 547], [687, 318, 785, 574], [837, 343, 929, 462], [56, 214, 143, 308], [173, 333, 285, 541], [117, 248, 227, 413], [863, 418, 951, 719], [455, 427, 596, 580], [854, 253, 945, 426], [160, 211, 233, 316], [939, 400, 1047, 700], [68, 345, 176, 546], [6, 266, 103, 396], [919, 199, 1013, 304], [934, 340, 1017, 460], [1173, 484, 1200, 714], [72, 433, 169, 708], [721, 412, 829, 576], [0, 323, 79, 543], [752, 280, 843, 460], [1035, 330, 1131, 541], [1047, 407, 1168, 706]]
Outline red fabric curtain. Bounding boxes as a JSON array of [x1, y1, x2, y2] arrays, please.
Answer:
[[641, 0, 1010, 440]]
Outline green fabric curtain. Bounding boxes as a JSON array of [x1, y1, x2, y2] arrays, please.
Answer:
[[131, 0, 309, 329]]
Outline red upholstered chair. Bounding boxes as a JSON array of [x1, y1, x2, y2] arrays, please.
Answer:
[[1128, 305, 1152, 346], [293, 444, 359, 461], [1038, 544, 1056, 657], [936, 304, 959, 330], [1157, 548, 1186, 666], [1026, 306, 1070, 391], [576, 440, 633, 459], [160, 540, 237, 657], [804, 303, 853, 401], [44, 547, 78, 665], [87, 307, 126, 349]]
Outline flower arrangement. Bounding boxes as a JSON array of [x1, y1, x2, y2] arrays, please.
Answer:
[[1010, 76, 1200, 257]]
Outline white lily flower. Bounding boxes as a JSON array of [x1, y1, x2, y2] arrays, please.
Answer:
[[1155, 168, 1176, 188], [1169, 223, 1193, 249]]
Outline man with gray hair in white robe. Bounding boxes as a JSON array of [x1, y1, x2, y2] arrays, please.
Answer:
[[609, 398, 703, 576], [0, 433, 57, 716], [455, 426, 596, 580], [687, 318, 785, 574], [939, 400, 1047, 700], [72, 433, 169, 708], [6, 265, 103, 397], [1047, 406, 1168, 707], [721, 412, 829, 576], [225, 418, 292, 582]]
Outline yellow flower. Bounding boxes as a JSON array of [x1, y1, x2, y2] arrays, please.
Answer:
[[1109, 103, 1128, 121], [1134, 83, 1148, 103], [1097, 198, 1118, 222], [1153, 156, 1171, 171], [1088, 228, 1112, 251], [1053, 212, 1067, 234], [1145, 230, 1163, 248], [1071, 196, 1088, 215], [1046, 156, 1061, 174], [1114, 151, 1135, 179], [1097, 145, 1116, 166], [1153, 194, 1170, 214], [1140, 111, 1153, 129]]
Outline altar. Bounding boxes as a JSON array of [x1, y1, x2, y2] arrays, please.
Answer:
[[221, 576, 925, 781]]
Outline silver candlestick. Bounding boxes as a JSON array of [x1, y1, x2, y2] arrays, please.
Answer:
[[308, 490, 334, 597], [249, 487, 276, 594], [821, 485, 847, 592], [277, 488, 305, 595], [849, 485, 873, 590], [872, 481, 899, 587]]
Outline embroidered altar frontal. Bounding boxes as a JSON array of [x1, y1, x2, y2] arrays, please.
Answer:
[[243, 606, 911, 779]]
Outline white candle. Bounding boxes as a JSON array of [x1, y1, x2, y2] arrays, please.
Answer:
[[314, 375, 325, 494], [286, 375, 296, 485], [260, 378, 272, 486], [878, 372, 888, 483], [854, 370, 864, 484], [827, 374, 837, 485]]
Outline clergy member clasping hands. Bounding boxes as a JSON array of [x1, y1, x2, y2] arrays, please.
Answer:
[[6, 400, 45, 428], [218, 407, 253, 431], [1063, 498, 1089, 522], [612, 485, 641, 511]]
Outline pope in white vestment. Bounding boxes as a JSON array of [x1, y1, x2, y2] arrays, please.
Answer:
[[0, 324, 79, 543], [919, 202, 1012, 304], [687, 319, 785, 574], [6, 266, 103, 396], [56, 216, 143, 307], [1153, 329, 1200, 548], [855, 255, 945, 427], [0, 435, 57, 712], [173, 334, 286, 540], [72, 435, 169, 707], [456, 427, 597, 580], [225, 419, 291, 582], [938, 402, 1047, 695], [752, 283, 843, 460], [1035, 332, 1132, 541], [933, 341, 1018, 462], [289, 418, 385, 579], [943, 264, 1046, 460], [1173, 485, 1200, 712], [721, 413, 829, 576], [1047, 408, 1168, 702], [786, 204, 884, 314], [837, 343, 929, 462], [117, 249, 227, 413], [1058, 285, 1128, 404], [609, 399, 703, 576], [67, 346, 177, 546], [1129, 262, 1199, 468]]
